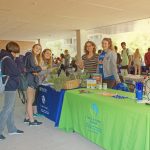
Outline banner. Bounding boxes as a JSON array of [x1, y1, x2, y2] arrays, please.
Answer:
[[37, 85, 65, 126]]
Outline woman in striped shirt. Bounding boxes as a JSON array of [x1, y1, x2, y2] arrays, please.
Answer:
[[77, 41, 98, 74]]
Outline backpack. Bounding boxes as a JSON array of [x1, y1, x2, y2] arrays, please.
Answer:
[[17, 53, 30, 104], [15, 55, 26, 74], [16, 55, 28, 91], [0, 56, 10, 94], [121, 48, 129, 59]]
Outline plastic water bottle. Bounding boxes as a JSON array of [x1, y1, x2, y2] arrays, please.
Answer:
[[135, 82, 143, 100]]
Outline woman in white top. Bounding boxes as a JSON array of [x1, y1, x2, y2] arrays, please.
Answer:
[[133, 48, 142, 75]]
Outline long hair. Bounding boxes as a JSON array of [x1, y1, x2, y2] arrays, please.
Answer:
[[84, 41, 96, 55], [134, 48, 141, 58], [32, 44, 42, 66], [102, 38, 113, 50], [42, 49, 52, 67]]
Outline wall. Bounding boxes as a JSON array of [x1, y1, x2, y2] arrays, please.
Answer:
[[0, 40, 36, 54]]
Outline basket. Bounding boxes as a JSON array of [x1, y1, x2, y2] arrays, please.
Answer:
[[64, 79, 80, 90]]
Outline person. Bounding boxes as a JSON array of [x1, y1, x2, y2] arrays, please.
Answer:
[[58, 53, 69, 76], [32, 48, 52, 116], [114, 45, 123, 81], [77, 41, 98, 74], [24, 44, 47, 126], [98, 38, 120, 88], [70, 59, 78, 72], [144, 48, 150, 74], [98, 49, 102, 55], [64, 50, 70, 68], [114, 46, 122, 66], [120, 42, 132, 76], [0, 42, 24, 140], [133, 49, 142, 75], [39, 48, 52, 83]]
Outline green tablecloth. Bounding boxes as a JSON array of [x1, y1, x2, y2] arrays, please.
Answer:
[[59, 89, 150, 150]]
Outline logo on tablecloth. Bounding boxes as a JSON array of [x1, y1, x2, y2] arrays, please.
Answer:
[[41, 95, 46, 104], [39, 87, 47, 93], [91, 103, 99, 116], [85, 103, 103, 134]]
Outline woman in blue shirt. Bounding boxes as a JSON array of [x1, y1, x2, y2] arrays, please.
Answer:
[[98, 38, 120, 88]]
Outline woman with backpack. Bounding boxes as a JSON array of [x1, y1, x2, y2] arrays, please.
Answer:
[[0, 42, 24, 140], [24, 44, 47, 126]]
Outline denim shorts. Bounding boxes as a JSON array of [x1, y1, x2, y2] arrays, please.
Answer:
[[27, 73, 39, 89]]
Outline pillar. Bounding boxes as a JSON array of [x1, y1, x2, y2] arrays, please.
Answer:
[[76, 30, 88, 60]]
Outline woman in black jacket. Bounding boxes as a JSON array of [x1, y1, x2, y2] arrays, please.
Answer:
[[24, 44, 47, 126], [0, 42, 24, 140]]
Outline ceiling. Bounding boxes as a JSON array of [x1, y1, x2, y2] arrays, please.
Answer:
[[0, 0, 150, 41]]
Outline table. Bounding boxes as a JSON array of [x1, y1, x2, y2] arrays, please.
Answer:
[[36, 85, 65, 127], [59, 89, 150, 150]]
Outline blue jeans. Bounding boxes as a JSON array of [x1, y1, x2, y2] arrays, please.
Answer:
[[0, 91, 17, 135]]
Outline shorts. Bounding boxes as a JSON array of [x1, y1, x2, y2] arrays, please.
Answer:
[[27, 73, 39, 89]]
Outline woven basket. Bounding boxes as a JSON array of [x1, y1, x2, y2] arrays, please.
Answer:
[[64, 79, 80, 90]]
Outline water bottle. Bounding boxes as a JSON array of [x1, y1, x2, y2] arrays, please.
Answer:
[[135, 82, 143, 100]]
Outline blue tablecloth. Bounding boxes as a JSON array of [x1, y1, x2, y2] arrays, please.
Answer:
[[36, 85, 65, 127]]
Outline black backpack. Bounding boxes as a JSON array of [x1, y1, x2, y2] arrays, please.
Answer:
[[17, 52, 31, 104]]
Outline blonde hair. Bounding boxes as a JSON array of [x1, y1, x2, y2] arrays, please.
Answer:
[[32, 44, 42, 66], [102, 38, 113, 50], [134, 48, 141, 58], [84, 41, 96, 55], [42, 49, 52, 67]]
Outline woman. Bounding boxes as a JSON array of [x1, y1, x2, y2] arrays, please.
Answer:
[[0, 42, 24, 140], [77, 41, 98, 74], [24, 44, 47, 126], [39, 48, 52, 83], [32, 49, 52, 116], [133, 48, 142, 75], [98, 38, 120, 88]]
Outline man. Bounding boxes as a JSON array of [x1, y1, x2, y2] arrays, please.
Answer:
[[114, 46, 122, 66], [144, 48, 150, 74], [120, 42, 132, 76], [64, 49, 70, 68]]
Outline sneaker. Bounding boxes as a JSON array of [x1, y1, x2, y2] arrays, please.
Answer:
[[0, 135, 5, 141], [29, 120, 42, 126], [9, 130, 24, 135], [33, 113, 43, 117], [24, 118, 30, 123]]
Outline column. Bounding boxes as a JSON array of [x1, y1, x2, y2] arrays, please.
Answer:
[[37, 39, 41, 44], [76, 30, 88, 60]]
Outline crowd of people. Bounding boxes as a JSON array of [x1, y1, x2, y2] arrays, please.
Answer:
[[0, 38, 150, 140], [0, 42, 72, 140]]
